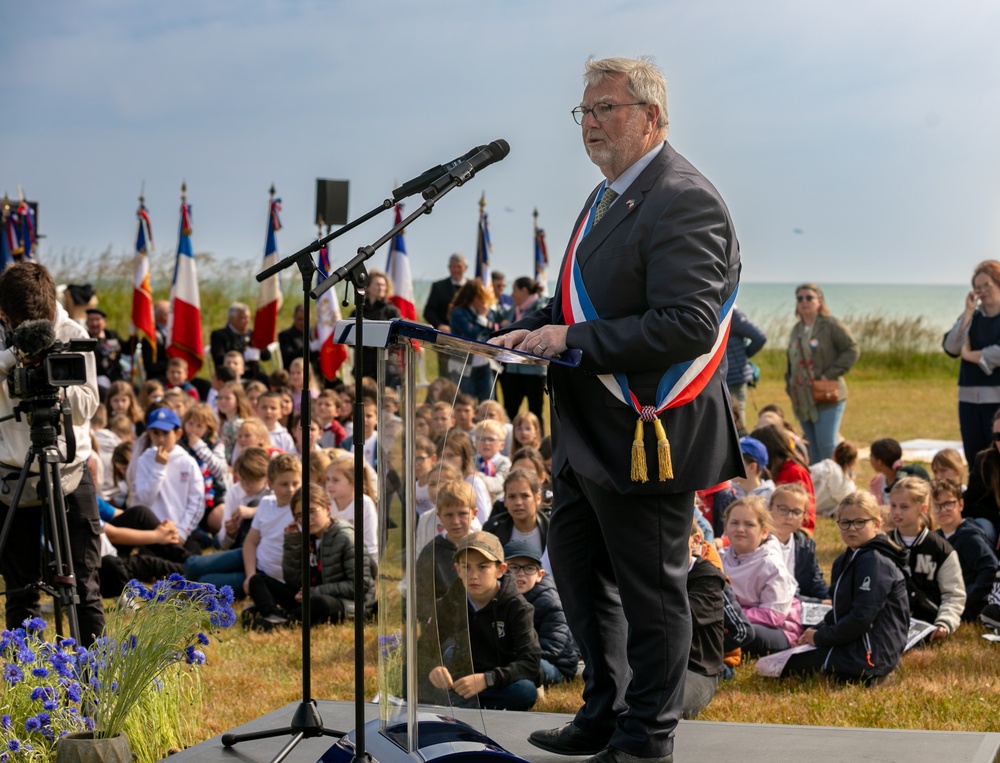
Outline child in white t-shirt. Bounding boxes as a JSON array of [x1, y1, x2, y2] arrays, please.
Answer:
[[256, 391, 296, 454], [132, 408, 205, 550]]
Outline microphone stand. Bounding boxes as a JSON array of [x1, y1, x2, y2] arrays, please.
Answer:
[[222, 165, 472, 763], [312, 172, 469, 763]]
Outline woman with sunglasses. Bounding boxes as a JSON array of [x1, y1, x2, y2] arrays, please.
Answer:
[[943, 260, 1000, 464], [785, 283, 859, 464]]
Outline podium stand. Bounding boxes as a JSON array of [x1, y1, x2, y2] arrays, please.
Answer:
[[321, 320, 579, 763]]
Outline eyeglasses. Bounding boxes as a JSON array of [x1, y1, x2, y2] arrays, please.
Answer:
[[796, 295, 816, 303], [837, 518, 874, 531], [571, 102, 647, 125], [931, 500, 959, 513], [507, 564, 540, 575], [772, 506, 805, 518]]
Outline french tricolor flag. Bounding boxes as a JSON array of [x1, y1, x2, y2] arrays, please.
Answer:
[[131, 201, 157, 362], [166, 190, 204, 378], [252, 193, 283, 350], [315, 245, 348, 380], [386, 202, 416, 320]]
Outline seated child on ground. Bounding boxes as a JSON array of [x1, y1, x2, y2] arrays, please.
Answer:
[[476, 400, 513, 455], [931, 448, 966, 488], [732, 436, 775, 503], [483, 469, 549, 571], [165, 357, 200, 400], [931, 478, 996, 622], [888, 476, 966, 639], [420, 531, 540, 711], [325, 455, 379, 560], [768, 483, 829, 601], [413, 436, 439, 517], [511, 411, 542, 458], [180, 403, 230, 535], [132, 407, 206, 554], [473, 419, 512, 502], [869, 438, 903, 506], [99, 507, 186, 598], [503, 539, 579, 687], [242, 454, 303, 616], [779, 491, 910, 682], [721, 495, 802, 655], [256, 391, 296, 454], [415, 480, 475, 622], [684, 520, 726, 718], [413, 463, 483, 554], [271, 483, 374, 627], [231, 417, 276, 465], [315, 389, 347, 449], [810, 440, 858, 517]]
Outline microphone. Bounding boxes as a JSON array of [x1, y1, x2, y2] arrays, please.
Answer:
[[13, 319, 56, 359], [392, 145, 487, 202], [422, 140, 510, 200]]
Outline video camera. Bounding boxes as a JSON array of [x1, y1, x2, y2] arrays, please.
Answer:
[[5, 319, 95, 403]]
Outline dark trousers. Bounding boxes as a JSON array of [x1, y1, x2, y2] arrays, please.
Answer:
[[746, 623, 791, 656], [106, 504, 190, 563], [548, 469, 694, 759], [0, 469, 105, 645], [959, 401, 999, 467], [248, 572, 345, 624], [100, 553, 185, 599], [498, 373, 547, 432]]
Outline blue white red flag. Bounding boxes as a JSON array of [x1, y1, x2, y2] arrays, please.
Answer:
[[252, 194, 283, 350], [475, 192, 491, 285], [166, 194, 204, 378], [0, 204, 12, 272], [386, 203, 417, 320], [315, 245, 348, 380], [9, 200, 36, 261], [534, 216, 548, 291], [131, 200, 157, 365]]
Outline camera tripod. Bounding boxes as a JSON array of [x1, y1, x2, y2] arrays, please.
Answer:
[[0, 397, 82, 644]]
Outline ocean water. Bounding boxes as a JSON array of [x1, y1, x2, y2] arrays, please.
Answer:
[[412, 280, 969, 334]]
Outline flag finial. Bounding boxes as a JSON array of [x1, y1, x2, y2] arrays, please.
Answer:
[[139, 181, 145, 210], [479, 191, 486, 210], [269, 183, 276, 198]]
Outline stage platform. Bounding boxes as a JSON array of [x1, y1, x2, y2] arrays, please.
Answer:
[[163, 700, 1000, 763]]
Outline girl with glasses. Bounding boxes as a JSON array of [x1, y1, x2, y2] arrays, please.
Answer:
[[931, 479, 997, 622], [784, 283, 859, 467], [767, 483, 828, 601], [777, 491, 909, 683], [888, 477, 966, 641]]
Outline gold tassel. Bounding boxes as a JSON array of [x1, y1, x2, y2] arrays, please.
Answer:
[[631, 420, 648, 483], [654, 419, 673, 481]]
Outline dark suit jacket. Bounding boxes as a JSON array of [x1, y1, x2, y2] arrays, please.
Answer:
[[209, 325, 271, 381], [422, 277, 461, 328], [510, 142, 743, 495], [277, 325, 304, 371]]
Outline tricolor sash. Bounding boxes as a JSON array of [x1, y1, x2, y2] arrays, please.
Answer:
[[560, 186, 738, 482]]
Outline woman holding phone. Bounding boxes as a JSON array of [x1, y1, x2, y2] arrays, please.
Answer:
[[944, 260, 1000, 463]]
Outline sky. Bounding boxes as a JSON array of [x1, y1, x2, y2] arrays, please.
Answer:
[[2, 0, 999, 287]]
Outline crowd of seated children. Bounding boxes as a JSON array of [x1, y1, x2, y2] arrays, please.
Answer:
[[218, 446, 272, 550], [476, 400, 513, 454], [419, 532, 540, 711], [931, 478, 997, 621], [243, 454, 302, 623], [750, 423, 816, 533], [732, 436, 775, 503], [810, 440, 858, 517], [325, 455, 379, 561], [503, 539, 579, 687], [474, 419, 511, 502], [767, 483, 829, 601], [888, 476, 966, 639], [414, 463, 482, 554], [722, 495, 803, 655], [415, 480, 475, 622], [180, 403, 230, 535], [233, 418, 276, 465], [778, 491, 910, 682]]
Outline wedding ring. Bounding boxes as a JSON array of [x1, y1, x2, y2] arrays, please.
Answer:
[[537, 344, 547, 353]]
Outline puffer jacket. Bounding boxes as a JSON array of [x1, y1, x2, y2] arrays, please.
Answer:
[[282, 519, 375, 618], [523, 573, 579, 678]]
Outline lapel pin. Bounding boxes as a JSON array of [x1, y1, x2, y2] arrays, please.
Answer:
[[625, 199, 635, 209]]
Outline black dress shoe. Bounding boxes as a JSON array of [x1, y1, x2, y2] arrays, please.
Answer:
[[527, 723, 610, 756]]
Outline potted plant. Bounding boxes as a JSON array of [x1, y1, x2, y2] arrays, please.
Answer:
[[1, 575, 236, 762]]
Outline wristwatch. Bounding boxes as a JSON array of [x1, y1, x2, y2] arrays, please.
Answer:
[[483, 671, 495, 688]]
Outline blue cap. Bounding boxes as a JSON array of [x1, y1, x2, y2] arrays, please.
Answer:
[[146, 407, 182, 431], [739, 436, 769, 470], [503, 539, 543, 564]]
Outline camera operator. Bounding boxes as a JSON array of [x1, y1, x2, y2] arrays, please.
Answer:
[[0, 262, 105, 644]]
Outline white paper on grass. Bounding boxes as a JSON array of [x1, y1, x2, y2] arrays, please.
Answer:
[[754, 644, 816, 677]]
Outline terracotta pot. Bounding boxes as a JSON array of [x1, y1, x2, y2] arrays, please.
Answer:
[[55, 731, 132, 763]]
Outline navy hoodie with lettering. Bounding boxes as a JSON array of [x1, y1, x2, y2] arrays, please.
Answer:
[[813, 534, 910, 678]]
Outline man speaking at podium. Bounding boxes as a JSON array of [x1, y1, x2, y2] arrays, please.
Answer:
[[490, 56, 742, 763]]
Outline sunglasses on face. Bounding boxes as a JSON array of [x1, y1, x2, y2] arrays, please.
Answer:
[[796, 295, 817, 303]]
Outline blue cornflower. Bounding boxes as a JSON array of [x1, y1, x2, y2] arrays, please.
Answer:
[[49, 653, 72, 679], [203, 597, 219, 613], [220, 585, 235, 605], [7, 740, 20, 753], [32, 667, 49, 679], [59, 638, 76, 649], [1, 714, 10, 729], [197, 632, 210, 645], [3, 664, 23, 685], [29, 687, 53, 703], [43, 699, 58, 711], [17, 646, 35, 663], [168, 573, 187, 590], [65, 682, 82, 703], [24, 717, 41, 733], [21, 617, 46, 635], [129, 634, 137, 650]]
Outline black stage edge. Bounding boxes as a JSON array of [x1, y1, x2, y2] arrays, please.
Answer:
[[162, 702, 1000, 763]]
